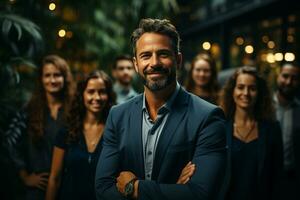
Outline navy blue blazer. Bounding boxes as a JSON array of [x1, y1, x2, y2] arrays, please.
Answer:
[[224, 120, 283, 200], [95, 87, 227, 200]]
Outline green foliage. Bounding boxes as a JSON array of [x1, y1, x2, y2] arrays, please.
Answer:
[[0, 12, 41, 133], [50, 0, 179, 67]]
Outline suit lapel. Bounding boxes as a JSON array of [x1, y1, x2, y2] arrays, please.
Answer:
[[151, 88, 189, 180], [129, 96, 145, 178]]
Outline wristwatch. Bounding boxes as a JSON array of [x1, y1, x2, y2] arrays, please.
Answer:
[[124, 177, 138, 199]]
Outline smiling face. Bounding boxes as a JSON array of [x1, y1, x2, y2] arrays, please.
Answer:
[[277, 64, 300, 99], [233, 73, 258, 111], [83, 78, 108, 115], [42, 63, 64, 95], [133, 33, 181, 91], [192, 59, 212, 88]]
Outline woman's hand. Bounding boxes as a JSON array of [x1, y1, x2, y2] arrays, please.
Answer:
[[24, 172, 49, 190]]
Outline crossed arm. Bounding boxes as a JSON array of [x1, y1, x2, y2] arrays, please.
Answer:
[[95, 108, 227, 200], [116, 161, 195, 198]]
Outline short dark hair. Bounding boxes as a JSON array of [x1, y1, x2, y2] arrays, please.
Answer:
[[280, 61, 300, 71], [112, 54, 133, 70], [131, 18, 180, 55]]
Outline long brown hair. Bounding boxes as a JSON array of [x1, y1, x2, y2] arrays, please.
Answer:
[[219, 66, 275, 121], [26, 55, 74, 144], [185, 53, 219, 102], [67, 70, 116, 143]]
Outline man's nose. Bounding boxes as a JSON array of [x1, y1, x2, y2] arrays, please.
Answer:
[[285, 77, 292, 85], [150, 54, 160, 67]]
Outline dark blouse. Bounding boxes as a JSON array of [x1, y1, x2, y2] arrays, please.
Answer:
[[4, 108, 64, 200], [227, 137, 259, 200], [224, 120, 283, 200], [55, 129, 103, 200]]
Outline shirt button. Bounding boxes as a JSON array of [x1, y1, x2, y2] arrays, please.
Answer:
[[147, 174, 151, 178], [148, 151, 152, 155]]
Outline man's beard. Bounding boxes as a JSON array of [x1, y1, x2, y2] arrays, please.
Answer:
[[139, 66, 176, 91], [278, 85, 296, 100]]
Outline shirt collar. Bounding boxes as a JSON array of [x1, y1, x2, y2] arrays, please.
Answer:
[[274, 92, 300, 108], [142, 82, 180, 115]]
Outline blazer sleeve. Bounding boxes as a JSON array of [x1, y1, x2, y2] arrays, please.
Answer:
[[137, 107, 227, 200], [95, 108, 126, 200], [95, 107, 227, 200]]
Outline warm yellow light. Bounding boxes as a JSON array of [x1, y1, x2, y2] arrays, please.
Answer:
[[58, 29, 66, 37], [262, 35, 269, 43], [49, 3, 56, 11], [287, 35, 294, 43], [267, 41, 275, 49], [275, 53, 283, 61], [236, 37, 244, 45], [245, 45, 254, 54], [202, 42, 211, 50], [285, 52, 295, 62], [266, 53, 275, 63]]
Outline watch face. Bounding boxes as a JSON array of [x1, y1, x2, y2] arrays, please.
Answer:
[[124, 182, 134, 197]]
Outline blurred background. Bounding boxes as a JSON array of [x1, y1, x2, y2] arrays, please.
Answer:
[[0, 0, 300, 198]]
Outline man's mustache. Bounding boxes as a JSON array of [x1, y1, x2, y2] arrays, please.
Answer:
[[144, 66, 169, 75]]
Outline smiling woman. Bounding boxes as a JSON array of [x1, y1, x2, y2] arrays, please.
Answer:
[[219, 66, 283, 200], [185, 53, 219, 104], [46, 70, 116, 200], [4, 55, 74, 200], [42, 63, 65, 95]]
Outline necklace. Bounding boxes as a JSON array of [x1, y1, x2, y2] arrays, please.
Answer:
[[86, 137, 100, 146], [234, 121, 256, 142], [84, 124, 104, 153]]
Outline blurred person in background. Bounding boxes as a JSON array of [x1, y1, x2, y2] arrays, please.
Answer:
[[112, 54, 138, 104], [46, 70, 115, 200], [185, 53, 219, 104], [274, 62, 300, 200], [4, 55, 74, 200], [219, 66, 283, 200]]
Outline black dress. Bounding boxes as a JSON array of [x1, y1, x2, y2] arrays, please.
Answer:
[[55, 129, 103, 200], [227, 138, 258, 200], [224, 120, 283, 200], [4, 108, 65, 200]]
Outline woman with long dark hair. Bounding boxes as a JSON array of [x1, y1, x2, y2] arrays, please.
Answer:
[[5, 55, 74, 200], [46, 70, 115, 200], [185, 53, 219, 104], [219, 66, 283, 200]]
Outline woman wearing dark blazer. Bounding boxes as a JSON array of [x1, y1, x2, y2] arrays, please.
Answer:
[[219, 66, 283, 200]]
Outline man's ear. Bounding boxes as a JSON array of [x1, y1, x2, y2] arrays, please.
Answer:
[[176, 52, 183, 70], [133, 57, 138, 73]]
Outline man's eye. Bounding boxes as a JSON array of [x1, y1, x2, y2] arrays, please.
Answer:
[[282, 74, 289, 79], [141, 55, 150, 59]]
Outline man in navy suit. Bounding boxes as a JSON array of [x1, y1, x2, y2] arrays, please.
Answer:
[[95, 18, 227, 200]]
